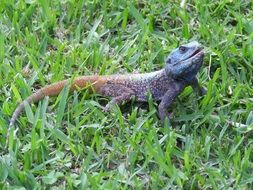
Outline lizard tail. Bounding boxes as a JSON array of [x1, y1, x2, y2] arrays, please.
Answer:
[[9, 75, 107, 128]]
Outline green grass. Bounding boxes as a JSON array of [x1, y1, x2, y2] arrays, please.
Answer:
[[0, 0, 253, 189]]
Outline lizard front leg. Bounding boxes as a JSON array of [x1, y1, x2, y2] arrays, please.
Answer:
[[189, 77, 206, 96], [99, 84, 135, 111], [158, 86, 183, 121]]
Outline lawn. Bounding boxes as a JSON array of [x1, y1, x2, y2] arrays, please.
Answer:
[[0, 0, 253, 189]]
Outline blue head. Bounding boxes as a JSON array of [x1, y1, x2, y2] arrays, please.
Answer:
[[165, 41, 204, 81]]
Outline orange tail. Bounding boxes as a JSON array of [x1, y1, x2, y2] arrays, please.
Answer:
[[9, 75, 107, 127]]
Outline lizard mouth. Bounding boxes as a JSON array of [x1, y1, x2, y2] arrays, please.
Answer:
[[189, 48, 204, 59], [181, 48, 204, 62]]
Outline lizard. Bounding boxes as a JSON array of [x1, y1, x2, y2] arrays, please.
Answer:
[[8, 41, 205, 128]]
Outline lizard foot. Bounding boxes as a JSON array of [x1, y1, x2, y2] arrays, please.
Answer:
[[199, 87, 207, 96], [102, 103, 111, 112]]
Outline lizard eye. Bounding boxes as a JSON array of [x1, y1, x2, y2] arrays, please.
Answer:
[[179, 46, 187, 53]]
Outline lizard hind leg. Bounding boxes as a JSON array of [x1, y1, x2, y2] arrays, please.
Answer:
[[99, 84, 135, 111]]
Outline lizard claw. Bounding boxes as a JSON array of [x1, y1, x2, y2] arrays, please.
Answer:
[[158, 109, 173, 121], [199, 87, 207, 96], [163, 112, 173, 121], [102, 104, 111, 112]]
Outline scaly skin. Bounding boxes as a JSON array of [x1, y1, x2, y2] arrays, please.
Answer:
[[9, 41, 205, 128]]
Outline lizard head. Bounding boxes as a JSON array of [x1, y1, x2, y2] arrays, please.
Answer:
[[165, 41, 204, 81]]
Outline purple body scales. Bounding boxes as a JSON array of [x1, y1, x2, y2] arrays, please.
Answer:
[[104, 69, 182, 101]]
